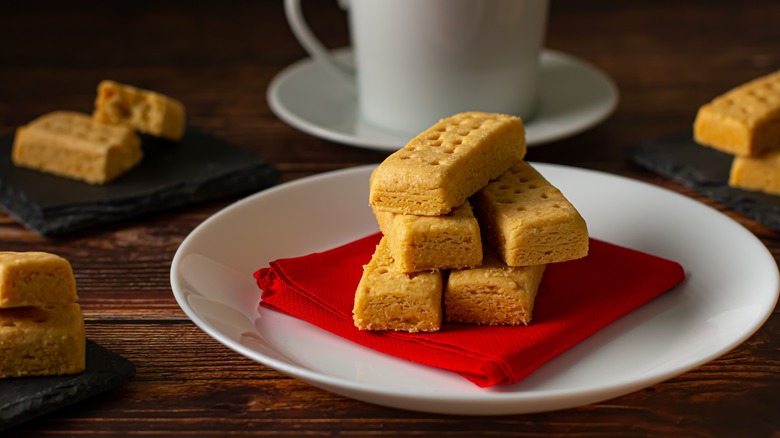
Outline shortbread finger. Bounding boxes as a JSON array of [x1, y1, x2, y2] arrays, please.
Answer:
[[353, 237, 443, 333], [729, 148, 780, 195], [693, 70, 780, 156], [12, 111, 143, 185], [445, 247, 546, 325], [472, 162, 588, 266], [374, 201, 482, 272], [0, 303, 86, 378], [0, 252, 78, 309], [93, 80, 186, 141], [370, 112, 525, 216]]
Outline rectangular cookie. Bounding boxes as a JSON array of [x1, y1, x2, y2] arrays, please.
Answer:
[[369, 112, 525, 216], [93, 80, 186, 141], [12, 111, 143, 185], [472, 161, 589, 266], [0, 303, 86, 378], [445, 247, 546, 325], [353, 237, 443, 332], [693, 70, 780, 156], [0, 252, 78, 309], [373, 201, 482, 272], [729, 148, 780, 195]]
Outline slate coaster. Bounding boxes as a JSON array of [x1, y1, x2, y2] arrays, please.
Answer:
[[0, 125, 280, 236], [0, 339, 136, 431], [631, 131, 780, 231]]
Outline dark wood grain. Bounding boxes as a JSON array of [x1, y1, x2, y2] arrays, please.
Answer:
[[1, 0, 778, 436]]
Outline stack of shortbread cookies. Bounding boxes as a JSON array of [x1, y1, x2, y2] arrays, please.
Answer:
[[353, 112, 589, 333], [0, 252, 85, 378], [694, 70, 780, 195], [12, 80, 186, 185]]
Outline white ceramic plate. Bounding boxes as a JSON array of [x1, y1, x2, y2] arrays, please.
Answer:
[[170, 164, 778, 415], [267, 49, 619, 151]]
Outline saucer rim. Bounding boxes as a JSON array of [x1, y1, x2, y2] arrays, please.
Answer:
[[267, 48, 619, 151]]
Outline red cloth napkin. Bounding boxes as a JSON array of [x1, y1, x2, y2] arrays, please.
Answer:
[[254, 233, 684, 387]]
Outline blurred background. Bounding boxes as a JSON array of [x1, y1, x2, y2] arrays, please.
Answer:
[[2, 0, 778, 175]]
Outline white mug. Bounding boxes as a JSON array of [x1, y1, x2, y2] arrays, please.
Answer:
[[285, 0, 549, 135]]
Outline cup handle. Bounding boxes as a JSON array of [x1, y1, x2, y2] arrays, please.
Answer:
[[284, 0, 356, 89]]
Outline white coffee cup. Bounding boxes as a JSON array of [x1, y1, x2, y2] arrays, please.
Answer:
[[285, 0, 549, 135]]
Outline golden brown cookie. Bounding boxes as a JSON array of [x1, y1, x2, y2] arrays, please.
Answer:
[[693, 70, 780, 156], [373, 201, 482, 272], [0, 252, 78, 309], [93, 80, 186, 141], [472, 162, 588, 266], [445, 247, 545, 325], [369, 112, 525, 216], [353, 237, 443, 332], [729, 148, 780, 195], [0, 304, 86, 378], [12, 111, 143, 185]]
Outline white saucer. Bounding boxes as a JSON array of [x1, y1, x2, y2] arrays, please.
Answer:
[[267, 48, 619, 151]]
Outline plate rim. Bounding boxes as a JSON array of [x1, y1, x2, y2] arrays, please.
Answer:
[[170, 163, 779, 415]]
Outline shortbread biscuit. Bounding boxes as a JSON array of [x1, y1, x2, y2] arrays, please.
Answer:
[[473, 162, 588, 266], [0, 303, 86, 378], [374, 201, 482, 272], [353, 237, 443, 332], [693, 70, 780, 156], [445, 248, 546, 325], [93, 80, 186, 141], [12, 111, 143, 185], [0, 252, 78, 309], [729, 148, 780, 195], [369, 112, 525, 216]]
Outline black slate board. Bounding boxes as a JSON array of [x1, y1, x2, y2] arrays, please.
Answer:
[[0, 125, 280, 236], [0, 339, 136, 431], [631, 131, 780, 231]]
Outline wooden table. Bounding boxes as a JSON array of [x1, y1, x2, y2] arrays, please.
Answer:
[[2, 1, 778, 436]]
